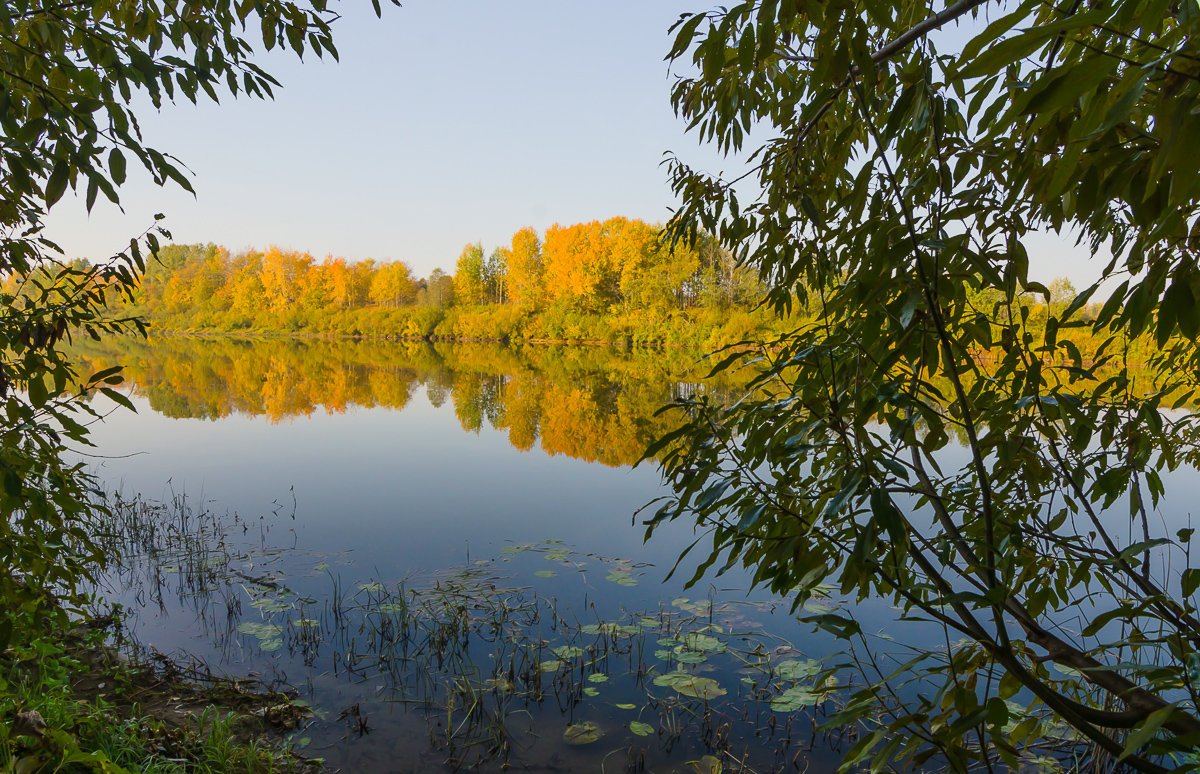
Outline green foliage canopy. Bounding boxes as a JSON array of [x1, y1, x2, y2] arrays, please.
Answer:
[[652, 0, 1200, 769]]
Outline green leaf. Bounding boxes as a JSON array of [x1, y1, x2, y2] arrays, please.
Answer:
[[99, 387, 136, 412], [108, 148, 126, 185], [1119, 704, 1177, 760], [869, 489, 906, 544], [27, 376, 47, 408], [1183, 569, 1200, 598], [45, 161, 69, 206]]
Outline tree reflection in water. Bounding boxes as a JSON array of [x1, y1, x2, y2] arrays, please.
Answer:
[[70, 337, 742, 467]]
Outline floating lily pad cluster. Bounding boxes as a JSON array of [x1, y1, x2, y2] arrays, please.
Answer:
[[652, 672, 728, 700], [579, 622, 641, 637], [237, 621, 284, 652]]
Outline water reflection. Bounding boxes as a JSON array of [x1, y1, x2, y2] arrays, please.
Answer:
[[72, 335, 855, 773], [72, 336, 732, 467]]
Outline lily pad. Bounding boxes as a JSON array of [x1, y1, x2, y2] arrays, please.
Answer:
[[691, 754, 723, 774], [553, 645, 584, 659], [237, 622, 283, 638], [588, 673, 609, 683], [540, 659, 563, 672], [776, 659, 821, 681], [533, 570, 557, 578], [682, 633, 726, 653], [249, 597, 291, 613], [769, 686, 822, 711], [674, 676, 726, 700], [563, 721, 603, 745], [653, 672, 726, 700], [615, 703, 637, 710], [629, 720, 655, 737], [605, 571, 638, 586]]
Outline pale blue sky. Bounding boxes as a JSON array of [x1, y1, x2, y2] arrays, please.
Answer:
[[46, 1, 1101, 285], [48, 1, 720, 277]]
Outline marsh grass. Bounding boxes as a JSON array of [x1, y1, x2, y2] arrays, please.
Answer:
[[90, 493, 872, 772], [89, 492, 1099, 773]]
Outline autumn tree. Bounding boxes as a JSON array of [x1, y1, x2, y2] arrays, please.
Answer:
[[349, 258, 376, 308], [506, 226, 545, 308], [453, 242, 488, 305], [615, 219, 698, 310], [650, 0, 1200, 769], [259, 247, 314, 312], [543, 220, 623, 310], [370, 261, 418, 307]]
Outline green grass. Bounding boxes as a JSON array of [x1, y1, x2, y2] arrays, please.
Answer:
[[1, 635, 309, 774]]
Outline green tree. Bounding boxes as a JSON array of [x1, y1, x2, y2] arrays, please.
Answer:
[[486, 246, 510, 304], [420, 267, 456, 308], [0, 0, 393, 648], [650, 0, 1200, 770], [453, 242, 488, 305]]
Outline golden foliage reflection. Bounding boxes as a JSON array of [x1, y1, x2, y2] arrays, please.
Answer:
[[71, 338, 734, 468]]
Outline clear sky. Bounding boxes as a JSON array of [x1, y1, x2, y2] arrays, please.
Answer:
[[46, 1, 718, 277], [45, 1, 1103, 285]]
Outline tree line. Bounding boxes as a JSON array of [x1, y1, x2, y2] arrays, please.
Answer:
[[107, 217, 761, 327]]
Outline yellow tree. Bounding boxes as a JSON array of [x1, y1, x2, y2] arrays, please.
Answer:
[[506, 226, 544, 308], [370, 261, 418, 307], [543, 222, 604, 308], [296, 261, 331, 310], [325, 257, 350, 308], [349, 259, 375, 308], [227, 251, 266, 320], [259, 247, 312, 313]]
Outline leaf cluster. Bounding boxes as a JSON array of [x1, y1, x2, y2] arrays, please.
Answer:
[[653, 0, 1200, 769]]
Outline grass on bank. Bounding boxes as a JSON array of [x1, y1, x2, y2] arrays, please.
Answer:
[[1, 627, 311, 774]]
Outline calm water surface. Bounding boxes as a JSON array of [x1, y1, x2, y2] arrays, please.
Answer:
[[73, 337, 867, 774], [72, 336, 1200, 772]]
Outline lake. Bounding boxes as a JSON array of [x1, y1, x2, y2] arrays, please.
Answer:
[[72, 336, 870, 774]]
